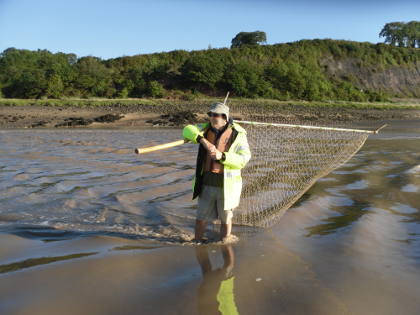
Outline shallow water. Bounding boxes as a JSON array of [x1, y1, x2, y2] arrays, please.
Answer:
[[0, 128, 199, 243], [0, 121, 419, 314]]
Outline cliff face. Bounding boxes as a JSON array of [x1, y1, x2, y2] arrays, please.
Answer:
[[321, 56, 420, 97]]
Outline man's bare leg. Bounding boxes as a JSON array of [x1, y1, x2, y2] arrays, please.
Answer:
[[194, 219, 207, 241], [220, 221, 232, 240]]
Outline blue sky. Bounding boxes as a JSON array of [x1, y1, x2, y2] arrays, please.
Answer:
[[0, 0, 419, 59]]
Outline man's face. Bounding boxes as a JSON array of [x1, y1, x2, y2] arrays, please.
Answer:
[[208, 112, 226, 127]]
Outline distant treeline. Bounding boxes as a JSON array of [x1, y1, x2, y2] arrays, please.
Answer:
[[380, 21, 420, 48], [1, 39, 419, 101]]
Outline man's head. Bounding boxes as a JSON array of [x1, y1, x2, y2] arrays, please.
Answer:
[[208, 102, 229, 128]]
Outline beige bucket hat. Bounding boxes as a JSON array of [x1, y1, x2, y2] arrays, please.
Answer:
[[208, 102, 229, 121]]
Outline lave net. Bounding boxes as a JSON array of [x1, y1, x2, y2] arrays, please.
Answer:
[[228, 112, 372, 228]]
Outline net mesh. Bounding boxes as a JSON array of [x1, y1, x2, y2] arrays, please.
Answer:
[[228, 107, 371, 228]]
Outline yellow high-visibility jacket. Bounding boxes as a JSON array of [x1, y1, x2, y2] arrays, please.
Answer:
[[182, 121, 251, 210]]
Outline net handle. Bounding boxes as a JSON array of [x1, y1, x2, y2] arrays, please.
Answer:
[[135, 139, 187, 154], [223, 91, 230, 105], [235, 120, 387, 134]]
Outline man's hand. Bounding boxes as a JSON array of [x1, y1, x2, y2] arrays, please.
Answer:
[[199, 138, 222, 160], [210, 149, 223, 160]]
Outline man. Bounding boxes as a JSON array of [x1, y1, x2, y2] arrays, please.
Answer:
[[182, 102, 251, 242]]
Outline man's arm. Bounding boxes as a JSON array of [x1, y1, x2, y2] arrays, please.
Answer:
[[218, 134, 251, 169], [182, 124, 216, 152], [198, 136, 216, 152]]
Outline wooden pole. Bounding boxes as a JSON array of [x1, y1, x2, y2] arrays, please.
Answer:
[[223, 91, 230, 105], [374, 124, 388, 134], [135, 139, 187, 154]]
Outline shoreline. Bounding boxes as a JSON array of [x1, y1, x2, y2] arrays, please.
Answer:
[[1, 98, 420, 129]]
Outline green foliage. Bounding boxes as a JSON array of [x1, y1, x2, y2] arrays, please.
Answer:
[[224, 60, 275, 98], [74, 56, 112, 97], [1, 39, 419, 101], [0, 47, 76, 98], [181, 53, 225, 89], [380, 21, 420, 48], [46, 74, 64, 98], [231, 31, 267, 48], [118, 87, 129, 98], [146, 80, 165, 98]]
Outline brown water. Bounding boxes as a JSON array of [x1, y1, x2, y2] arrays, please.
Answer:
[[0, 122, 419, 314]]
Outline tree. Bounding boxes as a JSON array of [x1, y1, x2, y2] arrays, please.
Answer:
[[231, 31, 267, 48], [146, 80, 165, 98], [74, 56, 112, 97], [224, 61, 270, 97], [181, 53, 225, 89], [5, 69, 48, 98], [380, 22, 403, 46], [46, 74, 64, 98], [380, 21, 420, 48], [0, 47, 77, 98], [405, 21, 420, 48]]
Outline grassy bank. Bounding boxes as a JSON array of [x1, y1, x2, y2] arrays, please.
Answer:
[[1, 97, 420, 111]]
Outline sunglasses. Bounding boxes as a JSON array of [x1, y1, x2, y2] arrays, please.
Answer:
[[208, 112, 223, 118]]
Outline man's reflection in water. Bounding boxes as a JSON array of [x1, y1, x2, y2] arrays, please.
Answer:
[[195, 244, 239, 315]]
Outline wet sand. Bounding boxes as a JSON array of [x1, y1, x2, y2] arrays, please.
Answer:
[[2, 104, 420, 129], [0, 105, 161, 129], [0, 231, 353, 315], [1, 218, 419, 315]]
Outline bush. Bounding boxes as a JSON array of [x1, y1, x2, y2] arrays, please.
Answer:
[[181, 53, 225, 89], [118, 87, 129, 98], [146, 81, 165, 98]]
